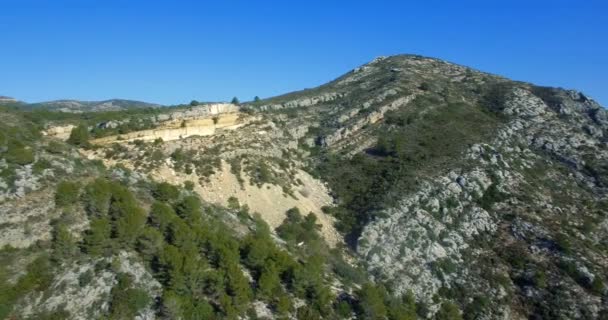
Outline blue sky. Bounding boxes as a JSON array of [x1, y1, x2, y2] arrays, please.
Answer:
[[1, 0, 606, 106]]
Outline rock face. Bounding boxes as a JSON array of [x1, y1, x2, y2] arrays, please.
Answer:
[[158, 103, 239, 121], [319, 93, 417, 147], [21, 251, 161, 320], [90, 112, 251, 144], [258, 92, 344, 111], [357, 84, 608, 318]]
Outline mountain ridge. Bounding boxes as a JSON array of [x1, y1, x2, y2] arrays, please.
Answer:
[[1, 54, 607, 319]]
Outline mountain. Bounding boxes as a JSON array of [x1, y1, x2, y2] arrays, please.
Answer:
[[25, 98, 162, 112], [1, 54, 607, 319], [0, 95, 17, 102]]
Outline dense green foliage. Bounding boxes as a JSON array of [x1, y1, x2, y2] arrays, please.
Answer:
[[67, 177, 367, 318], [108, 273, 151, 319], [0, 252, 54, 319], [67, 124, 90, 147], [54, 180, 81, 207]]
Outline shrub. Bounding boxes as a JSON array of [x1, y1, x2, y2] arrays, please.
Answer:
[[227, 196, 240, 210], [436, 301, 463, 320], [174, 195, 202, 224], [149, 201, 177, 236], [4, 138, 35, 165], [51, 223, 78, 261], [152, 182, 180, 202], [481, 82, 514, 114], [55, 181, 80, 207], [356, 283, 387, 320], [82, 178, 113, 216], [32, 158, 52, 174], [477, 183, 507, 211], [108, 273, 151, 319], [78, 270, 94, 287], [67, 124, 90, 148], [83, 217, 112, 255], [183, 180, 195, 191]]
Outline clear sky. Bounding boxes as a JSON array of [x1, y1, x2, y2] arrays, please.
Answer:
[[1, 0, 606, 106]]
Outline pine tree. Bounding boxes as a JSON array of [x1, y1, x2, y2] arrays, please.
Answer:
[[84, 217, 112, 255], [67, 124, 90, 147], [51, 223, 78, 262]]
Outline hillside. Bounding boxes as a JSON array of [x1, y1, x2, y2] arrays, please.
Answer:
[[21, 99, 162, 113], [1, 54, 607, 319]]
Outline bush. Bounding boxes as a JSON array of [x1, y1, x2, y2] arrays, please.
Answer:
[[55, 181, 80, 207], [436, 301, 463, 320], [4, 144, 35, 165], [227, 196, 240, 210], [477, 183, 507, 211], [78, 270, 94, 287], [184, 180, 195, 191], [481, 82, 514, 114], [51, 223, 78, 262], [276, 208, 322, 248], [83, 217, 113, 255], [356, 283, 387, 320], [67, 124, 90, 148], [152, 182, 180, 202], [82, 178, 113, 216], [174, 195, 202, 224], [108, 273, 151, 319]]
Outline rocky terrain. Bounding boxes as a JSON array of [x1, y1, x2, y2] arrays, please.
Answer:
[[1, 54, 607, 319]]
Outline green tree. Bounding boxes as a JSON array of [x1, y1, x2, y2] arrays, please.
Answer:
[[5, 141, 35, 165], [108, 184, 147, 246], [183, 299, 215, 320], [357, 283, 388, 320], [82, 178, 112, 217], [225, 261, 253, 309], [184, 180, 195, 191], [108, 273, 151, 320], [83, 217, 112, 255], [227, 196, 240, 210], [115, 204, 147, 247], [152, 182, 180, 202], [231, 97, 240, 105], [190, 100, 199, 106], [149, 201, 177, 237], [175, 195, 202, 224], [51, 223, 78, 262], [436, 301, 463, 320], [67, 124, 90, 148], [136, 227, 164, 262], [274, 294, 292, 315], [55, 181, 80, 207], [591, 276, 605, 295], [257, 262, 281, 298]]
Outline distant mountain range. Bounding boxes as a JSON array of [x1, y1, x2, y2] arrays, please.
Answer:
[[0, 97, 162, 112]]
